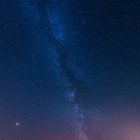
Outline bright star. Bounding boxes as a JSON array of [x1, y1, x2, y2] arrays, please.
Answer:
[[16, 122, 19, 127]]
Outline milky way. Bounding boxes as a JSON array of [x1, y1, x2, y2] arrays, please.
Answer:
[[1, 0, 139, 139], [22, 0, 90, 139]]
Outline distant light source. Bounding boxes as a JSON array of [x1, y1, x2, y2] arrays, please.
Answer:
[[16, 122, 19, 127]]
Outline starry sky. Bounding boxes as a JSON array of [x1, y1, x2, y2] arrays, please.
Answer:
[[0, 0, 140, 140]]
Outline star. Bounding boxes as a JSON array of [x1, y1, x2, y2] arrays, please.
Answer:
[[16, 122, 19, 127], [82, 20, 86, 24]]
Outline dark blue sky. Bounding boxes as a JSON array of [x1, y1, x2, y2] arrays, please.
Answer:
[[0, 0, 140, 140]]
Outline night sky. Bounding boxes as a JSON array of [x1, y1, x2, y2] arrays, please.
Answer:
[[0, 0, 140, 140]]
